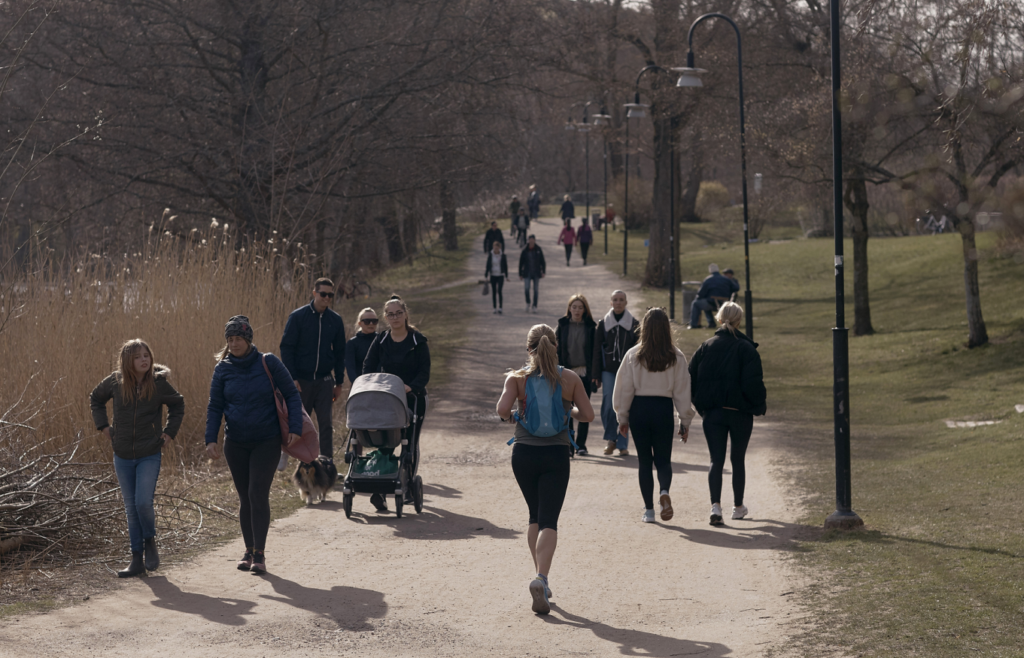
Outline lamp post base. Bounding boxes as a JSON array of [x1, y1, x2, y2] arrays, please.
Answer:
[[824, 509, 864, 530]]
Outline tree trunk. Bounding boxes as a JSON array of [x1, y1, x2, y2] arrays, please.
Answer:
[[440, 180, 458, 251], [844, 178, 874, 335], [679, 146, 703, 223], [644, 114, 673, 287], [959, 221, 988, 347]]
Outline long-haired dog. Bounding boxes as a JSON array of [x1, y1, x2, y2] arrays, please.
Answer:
[[292, 456, 338, 505]]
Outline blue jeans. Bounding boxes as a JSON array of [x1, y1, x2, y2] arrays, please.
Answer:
[[524, 276, 540, 307], [601, 370, 628, 449], [113, 452, 162, 553], [690, 298, 718, 328]]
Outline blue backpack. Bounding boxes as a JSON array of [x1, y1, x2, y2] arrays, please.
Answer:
[[507, 367, 577, 449]]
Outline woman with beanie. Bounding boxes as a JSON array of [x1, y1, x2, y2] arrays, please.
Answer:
[[556, 294, 596, 455], [688, 302, 766, 526], [613, 308, 695, 523], [362, 295, 430, 510], [205, 315, 303, 574], [496, 324, 594, 614], [90, 339, 184, 577]]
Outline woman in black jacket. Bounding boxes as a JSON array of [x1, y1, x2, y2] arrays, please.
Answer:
[[345, 307, 378, 383], [90, 339, 184, 578], [688, 302, 766, 527], [485, 241, 509, 314], [362, 295, 430, 507], [556, 294, 596, 455], [559, 194, 575, 222]]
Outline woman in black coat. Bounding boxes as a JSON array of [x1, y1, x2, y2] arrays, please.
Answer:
[[559, 194, 575, 222], [485, 241, 509, 314], [556, 294, 596, 455], [688, 302, 766, 527]]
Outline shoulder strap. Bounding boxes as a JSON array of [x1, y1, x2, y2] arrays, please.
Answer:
[[260, 354, 277, 391]]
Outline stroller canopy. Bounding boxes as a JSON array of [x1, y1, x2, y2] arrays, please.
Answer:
[[347, 372, 411, 430]]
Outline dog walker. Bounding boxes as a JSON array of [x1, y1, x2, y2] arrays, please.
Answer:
[[341, 372, 424, 518]]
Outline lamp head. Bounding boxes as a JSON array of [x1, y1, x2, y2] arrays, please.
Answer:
[[592, 113, 612, 125], [625, 103, 648, 119], [673, 66, 706, 88]]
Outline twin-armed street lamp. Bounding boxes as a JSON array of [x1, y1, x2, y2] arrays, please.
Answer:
[[568, 101, 614, 254]]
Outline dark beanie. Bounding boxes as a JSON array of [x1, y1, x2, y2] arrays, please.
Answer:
[[224, 315, 253, 342]]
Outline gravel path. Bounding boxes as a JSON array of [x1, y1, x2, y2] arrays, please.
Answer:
[[0, 216, 808, 657]]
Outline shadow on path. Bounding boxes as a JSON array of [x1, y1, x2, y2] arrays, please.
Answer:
[[259, 573, 386, 631], [544, 604, 732, 657], [345, 504, 520, 541], [663, 518, 813, 552], [575, 454, 705, 475], [142, 576, 256, 626]]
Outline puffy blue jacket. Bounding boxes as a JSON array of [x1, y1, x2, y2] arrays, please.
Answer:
[[205, 348, 303, 444], [280, 302, 346, 383]]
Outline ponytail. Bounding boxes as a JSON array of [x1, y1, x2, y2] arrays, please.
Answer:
[[512, 324, 561, 387]]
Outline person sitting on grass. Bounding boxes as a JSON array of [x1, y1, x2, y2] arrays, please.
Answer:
[[689, 263, 740, 329]]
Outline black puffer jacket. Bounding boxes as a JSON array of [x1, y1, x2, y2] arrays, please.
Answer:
[[688, 328, 767, 416], [90, 366, 185, 460]]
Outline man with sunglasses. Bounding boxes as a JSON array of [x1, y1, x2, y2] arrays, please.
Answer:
[[280, 277, 347, 463]]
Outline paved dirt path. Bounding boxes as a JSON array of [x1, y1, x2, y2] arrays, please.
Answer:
[[1, 217, 807, 657]]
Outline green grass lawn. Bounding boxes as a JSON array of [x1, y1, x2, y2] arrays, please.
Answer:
[[594, 223, 1024, 657]]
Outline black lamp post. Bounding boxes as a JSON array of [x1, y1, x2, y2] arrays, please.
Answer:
[[677, 12, 754, 340], [824, 0, 863, 530], [630, 65, 678, 319], [592, 108, 613, 255], [622, 97, 648, 277]]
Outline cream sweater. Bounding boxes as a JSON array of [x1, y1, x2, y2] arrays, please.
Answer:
[[612, 345, 696, 428]]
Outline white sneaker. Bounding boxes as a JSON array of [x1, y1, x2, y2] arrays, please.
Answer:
[[526, 304, 531, 313], [710, 503, 724, 526], [532, 306, 538, 314], [732, 505, 749, 520], [641, 509, 656, 523], [276, 452, 289, 472]]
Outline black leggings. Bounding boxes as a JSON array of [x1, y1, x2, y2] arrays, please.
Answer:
[[702, 408, 754, 506], [579, 242, 591, 262], [630, 396, 675, 510], [563, 244, 573, 263], [490, 275, 504, 309], [223, 438, 281, 551], [511, 443, 570, 531]]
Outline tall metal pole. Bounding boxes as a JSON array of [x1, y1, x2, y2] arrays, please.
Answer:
[[670, 142, 676, 320], [583, 103, 591, 225], [624, 117, 630, 277], [686, 13, 753, 339], [603, 130, 609, 255], [825, 0, 862, 531]]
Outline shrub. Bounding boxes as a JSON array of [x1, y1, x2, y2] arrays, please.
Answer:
[[695, 181, 731, 218]]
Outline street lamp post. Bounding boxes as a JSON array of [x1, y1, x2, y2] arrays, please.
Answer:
[[676, 12, 754, 340], [592, 108, 613, 255], [623, 98, 649, 277], [825, 0, 863, 530]]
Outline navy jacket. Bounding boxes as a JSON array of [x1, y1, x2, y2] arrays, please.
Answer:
[[280, 302, 346, 382], [344, 331, 377, 384], [205, 348, 303, 445], [696, 272, 740, 300], [362, 330, 431, 395], [519, 245, 546, 279]]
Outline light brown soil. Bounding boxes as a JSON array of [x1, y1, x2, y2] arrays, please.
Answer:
[[0, 217, 810, 656]]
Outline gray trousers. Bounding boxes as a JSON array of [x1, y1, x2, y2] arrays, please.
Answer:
[[298, 377, 335, 458]]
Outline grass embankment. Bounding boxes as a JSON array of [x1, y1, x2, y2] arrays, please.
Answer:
[[592, 223, 1024, 657]]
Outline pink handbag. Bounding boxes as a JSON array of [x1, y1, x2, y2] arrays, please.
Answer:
[[261, 354, 320, 463]]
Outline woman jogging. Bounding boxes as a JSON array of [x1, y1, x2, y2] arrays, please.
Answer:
[[559, 194, 575, 222], [576, 218, 593, 266], [556, 294, 596, 455], [345, 307, 379, 383], [205, 316, 303, 574], [485, 241, 509, 314], [363, 295, 430, 510], [557, 220, 576, 267], [688, 302, 766, 526], [90, 339, 184, 578], [612, 308, 695, 523], [496, 324, 594, 615]]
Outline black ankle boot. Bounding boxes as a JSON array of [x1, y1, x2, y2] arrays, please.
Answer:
[[143, 537, 160, 571], [118, 551, 146, 578]]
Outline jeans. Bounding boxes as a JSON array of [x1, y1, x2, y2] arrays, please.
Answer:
[[702, 408, 754, 506], [299, 376, 335, 457], [524, 276, 540, 307], [223, 438, 281, 552], [490, 276, 505, 309], [630, 396, 675, 510], [567, 376, 592, 449], [601, 370, 628, 449], [113, 452, 162, 553], [690, 298, 718, 328]]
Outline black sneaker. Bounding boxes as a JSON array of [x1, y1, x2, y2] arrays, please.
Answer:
[[237, 549, 254, 571], [370, 493, 388, 512], [577, 448, 589, 456]]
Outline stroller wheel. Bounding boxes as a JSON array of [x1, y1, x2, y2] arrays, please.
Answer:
[[413, 475, 424, 514], [394, 494, 404, 519], [342, 492, 353, 518]]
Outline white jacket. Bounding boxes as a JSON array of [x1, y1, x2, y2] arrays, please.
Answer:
[[612, 345, 696, 428]]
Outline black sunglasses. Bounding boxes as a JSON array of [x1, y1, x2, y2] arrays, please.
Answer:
[[317, 291, 335, 299], [361, 318, 379, 324]]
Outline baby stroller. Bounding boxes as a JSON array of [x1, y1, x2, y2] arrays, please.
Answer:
[[341, 372, 424, 518]]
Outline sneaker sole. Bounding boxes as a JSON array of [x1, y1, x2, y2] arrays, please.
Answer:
[[641, 516, 656, 523], [660, 495, 674, 521], [732, 512, 747, 520], [250, 564, 267, 574], [237, 563, 251, 571], [709, 515, 724, 526], [529, 579, 550, 615]]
